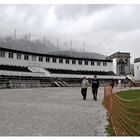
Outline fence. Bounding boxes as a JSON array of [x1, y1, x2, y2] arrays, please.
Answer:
[[104, 85, 140, 136], [0, 81, 54, 89]]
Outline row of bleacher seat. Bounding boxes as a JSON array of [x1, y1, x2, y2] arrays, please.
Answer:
[[0, 65, 115, 75], [46, 68, 115, 75], [0, 65, 31, 72]]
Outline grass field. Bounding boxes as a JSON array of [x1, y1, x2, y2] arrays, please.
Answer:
[[117, 89, 140, 115], [105, 89, 140, 136], [115, 89, 140, 136], [117, 89, 140, 100]]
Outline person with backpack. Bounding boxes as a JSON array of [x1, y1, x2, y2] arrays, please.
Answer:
[[81, 77, 89, 100]]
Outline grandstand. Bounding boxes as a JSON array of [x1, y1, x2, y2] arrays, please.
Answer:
[[0, 39, 129, 88], [0, 65, 31, 72]]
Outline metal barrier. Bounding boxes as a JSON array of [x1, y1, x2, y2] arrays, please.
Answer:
[[104, 85, 140, 136], [0, 81, 54, 89]]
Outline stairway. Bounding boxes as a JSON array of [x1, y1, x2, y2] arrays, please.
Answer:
[[126, 75, 135, 82], [28, 65, 50, 76]]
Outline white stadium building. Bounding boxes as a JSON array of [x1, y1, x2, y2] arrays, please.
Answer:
[[134, 58, 140, 80], [0, 39, 132, 88]]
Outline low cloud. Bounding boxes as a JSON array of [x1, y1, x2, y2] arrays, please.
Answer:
[[0, 4, 140, 62]]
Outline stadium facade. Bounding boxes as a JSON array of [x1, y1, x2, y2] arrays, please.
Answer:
[[0, 40, 132, 88], [106, 52, 131, 76]]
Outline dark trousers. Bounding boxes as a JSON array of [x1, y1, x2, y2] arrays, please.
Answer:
[[81, 88, 87, 100], [92, 88, 98, 100]]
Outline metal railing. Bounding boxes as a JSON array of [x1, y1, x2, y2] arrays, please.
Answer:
[[0, 81, 53, 89]]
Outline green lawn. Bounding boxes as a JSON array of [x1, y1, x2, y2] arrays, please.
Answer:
[[105, 89, 140, 136], [117, 89, 140, 100], [115, 89, 140, 136], [105, 117, 116, 136]]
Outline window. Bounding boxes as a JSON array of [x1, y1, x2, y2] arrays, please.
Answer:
[[91, 61, 94, 65], [46, 57, 50, 62], [78, 60, 82, 65], [0, 51, 5, 57], [24, 54, 29, 60], [39, 56, 43, 62], [103, 62, 107, 66], [72, 60, 76, 64], [85, 61, 88, 65], [66, 59, 69, 64], [59, 58, 63, 63], [52, 58, 56, 63], [17, 53, 21, 60], [97, 61, 101, 66], [32, 55, 36, 61], [9, 52, 13, 59]]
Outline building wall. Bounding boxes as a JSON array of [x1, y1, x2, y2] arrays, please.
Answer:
[[116, 58, 130, 75], [112, 58, 117, 74], [134, 62, 140, 80], [107, 52, 131, 76], [0, 51, 113, 72]]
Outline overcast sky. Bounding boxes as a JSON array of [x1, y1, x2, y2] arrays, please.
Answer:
[[0, 4, 140, 62]]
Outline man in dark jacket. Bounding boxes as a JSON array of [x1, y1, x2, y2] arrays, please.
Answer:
[[110, 79, 114, 89], [91, 75, 99, 101]]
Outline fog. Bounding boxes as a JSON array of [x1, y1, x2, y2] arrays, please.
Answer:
[[0, 4, 140, 62]]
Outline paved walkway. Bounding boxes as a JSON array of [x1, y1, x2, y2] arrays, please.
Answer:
[[0, 87, 107, 136]]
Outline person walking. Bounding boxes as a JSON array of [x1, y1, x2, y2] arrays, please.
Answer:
[[81, 77, 89, 100], [110, 79, 114, 89], [91, 75, 99, 101], [118, 79, 122, 89]]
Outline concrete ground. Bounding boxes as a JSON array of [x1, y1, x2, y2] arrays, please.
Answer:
[[0, 87, 107, 136]]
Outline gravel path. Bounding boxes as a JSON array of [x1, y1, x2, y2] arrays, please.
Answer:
[[0, 87, 107, 136]]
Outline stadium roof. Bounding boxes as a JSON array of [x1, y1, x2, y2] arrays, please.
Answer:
[[0, 39, 55, 53], [134, 57, 140, 63], [48, 50, 106, 60], [0, 39, 107, 60]]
